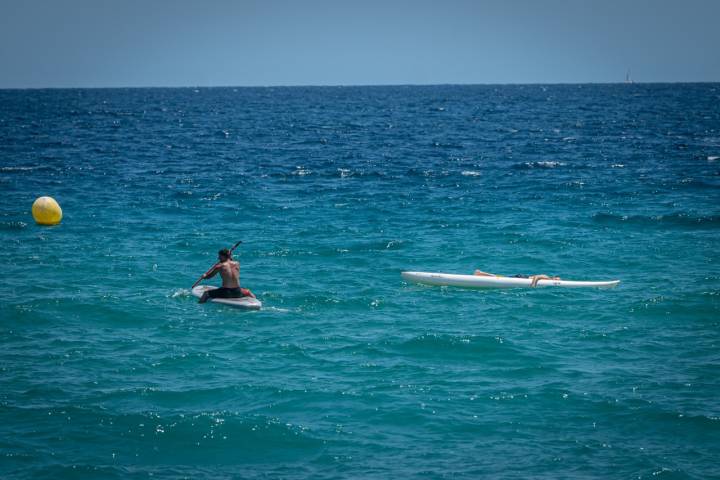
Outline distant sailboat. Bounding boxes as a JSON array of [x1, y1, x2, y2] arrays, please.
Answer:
[[625, 69, 634, 84]]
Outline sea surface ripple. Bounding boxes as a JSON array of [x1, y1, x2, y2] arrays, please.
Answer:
[[1, 84, 719, 479]]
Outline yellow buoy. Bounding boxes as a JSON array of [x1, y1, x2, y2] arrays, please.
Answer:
[[32, 196, 63, 225]]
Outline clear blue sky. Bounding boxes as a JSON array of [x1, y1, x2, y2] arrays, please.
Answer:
[[1, 0, 718, 88]]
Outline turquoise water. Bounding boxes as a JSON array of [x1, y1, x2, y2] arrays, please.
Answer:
[[1, 85, 719, 479]]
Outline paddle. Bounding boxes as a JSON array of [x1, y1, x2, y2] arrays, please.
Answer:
[[191, 240, 242, 289]]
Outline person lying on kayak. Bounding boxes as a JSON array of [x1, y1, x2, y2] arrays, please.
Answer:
[[197, 248, 255, 303], [474, 270, 560, 287]]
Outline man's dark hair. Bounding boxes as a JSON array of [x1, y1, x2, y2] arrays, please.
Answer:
[[218, 248, 231, 259]]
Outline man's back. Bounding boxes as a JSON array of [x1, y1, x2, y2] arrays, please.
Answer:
[[217, 260, 240, 288]]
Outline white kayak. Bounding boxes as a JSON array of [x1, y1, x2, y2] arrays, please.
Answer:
[[401, 271, 620, 289], [191, 285, 262, 310]]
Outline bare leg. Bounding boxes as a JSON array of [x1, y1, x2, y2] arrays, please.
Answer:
[[530, 275, 550, 287], [474, 270, 496, 276], [237, 288, 255, 298], [530, 275, 560, 287]]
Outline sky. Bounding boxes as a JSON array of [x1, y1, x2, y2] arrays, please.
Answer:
[[0, 0, 718, 88]]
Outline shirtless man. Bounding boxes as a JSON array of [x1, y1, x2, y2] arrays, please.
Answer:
[[474, 269, 559, 287], [197, 248, 253, 303]]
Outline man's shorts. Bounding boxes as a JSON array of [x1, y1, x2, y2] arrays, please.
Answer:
[[207, 287, 249, 299]]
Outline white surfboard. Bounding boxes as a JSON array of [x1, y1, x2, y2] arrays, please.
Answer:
[[401, 271, 620, 289], [191, 285, 262, 310]]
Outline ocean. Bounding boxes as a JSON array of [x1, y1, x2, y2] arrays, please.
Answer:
[[1, 84, 718, 479]]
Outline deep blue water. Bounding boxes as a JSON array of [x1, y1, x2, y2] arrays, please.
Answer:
[[1, 84, 719, 479]]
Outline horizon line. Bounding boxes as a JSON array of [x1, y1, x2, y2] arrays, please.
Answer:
[[2, 80, 719, 91]]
